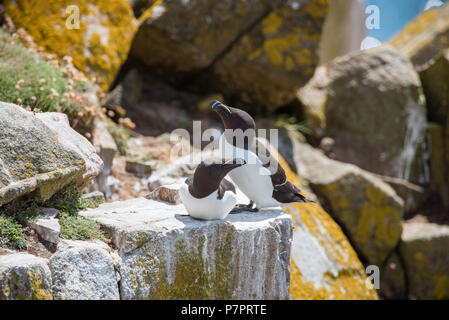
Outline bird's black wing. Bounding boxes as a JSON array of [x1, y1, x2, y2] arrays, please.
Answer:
[[252, 139, 313, 204], [217, 178, 236, 200]]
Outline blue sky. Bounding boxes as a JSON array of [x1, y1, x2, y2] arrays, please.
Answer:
[[363, 0, 447, 42]]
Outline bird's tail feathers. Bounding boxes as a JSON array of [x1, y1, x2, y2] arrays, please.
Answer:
[[295, 193, 315, 203]]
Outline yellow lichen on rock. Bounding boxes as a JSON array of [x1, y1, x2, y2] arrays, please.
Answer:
[[400, 221, 449, 299], [390, 2, 449, 65], [313, 171, 403, 266], [272, 150, 377, 299], [28, 270, 53, 300], [213, 0, 330, 111], [5, 0, 138, 91]]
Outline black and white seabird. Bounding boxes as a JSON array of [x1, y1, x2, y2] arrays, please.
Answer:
[[179, 158, 246, 220], [210, 100, 312, 211]]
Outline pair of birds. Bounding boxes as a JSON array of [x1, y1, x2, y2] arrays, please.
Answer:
[[179, 101, 312, 220]]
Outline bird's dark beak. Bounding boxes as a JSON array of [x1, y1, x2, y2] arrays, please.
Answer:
[[222, 158, 246, 170], [210, 100, 231, 116]]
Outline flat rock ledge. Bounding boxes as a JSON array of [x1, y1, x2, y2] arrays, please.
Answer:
[[80, 197, 293, 300]]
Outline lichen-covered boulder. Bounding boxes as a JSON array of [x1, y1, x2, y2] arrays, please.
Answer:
[[36, 112, 103, 189], [214, 0, 329, 111], [379, 176, 428, 215], [400, 221, 449, 299], [270, 148, 378, 300], [5, 0, 138, 91], [298, 45, 428, 184], [80, 198, 292, 299], [390, 2, 449, 67], [130, 0, 280, 74], [147, 145, 377, 299], [0, 253, 52, 300], [49, 240, 120, 300], [290, 136, 403, 266], [0, 102, 103, 206]]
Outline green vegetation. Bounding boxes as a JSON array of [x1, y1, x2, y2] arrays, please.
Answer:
[[106, 120, 130, 154], [0, 29, 66, 112], [15, 202, 41, 225], [276, 114, 312, 135], [0, 29, 97, 134], [141, 154, 152, 162], [44, 185, 104, 241], [45, 185, 102, 216], [59, 213, 106, 241], [0, 215, 26, 250], [0, 185, 105, 248]]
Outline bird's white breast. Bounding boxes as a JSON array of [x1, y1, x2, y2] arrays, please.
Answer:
[[219, 134, 282, 209], [179, 183, 236, 220]]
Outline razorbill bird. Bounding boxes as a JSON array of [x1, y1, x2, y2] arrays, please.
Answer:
[[210, 100, 312, 210], [179, 158, 246, 220]]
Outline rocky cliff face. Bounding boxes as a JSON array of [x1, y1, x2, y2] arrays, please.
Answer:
[[0, 102, 103, 206], [2, 0, 449, 301], [80, 198, 292, 299], [1, 199, 293, 300], [5, 0, 138, 91], [299, 45, 428, 184]]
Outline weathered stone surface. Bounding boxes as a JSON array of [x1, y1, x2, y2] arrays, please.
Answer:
[[379, 252, 407, 300], [214, 0, 329, 111], [299, 45, 428, 184], [80, 198, 292, 299], [428, 123, 449, 207], [131, 0, 280, 73], [400, 221, 449, 299], [30, 217, 60, 244], [82, 191, 106, 204], [91, 120, 117, 199], [273, 150, 377, 300], [379, 176, 428, 214], [146, 183, 181, 205], [147, 143, 377, 299], [49, 240, 119, 300], [390, 2, 449, 67], [290, 136, 403, 266], [36, 112, 103, 189], [125, 159, 154, 177], [0, 102, 102, 206], [5, 0, 138, 90], [0, 253, 52, 300], [419, 49, 449, 125], [319, 0, 365, 63]]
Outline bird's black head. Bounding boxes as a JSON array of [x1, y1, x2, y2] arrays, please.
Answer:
[[210, 100, 255, 132], [191, 158, 245, 198], [195, 157, 246, 183]]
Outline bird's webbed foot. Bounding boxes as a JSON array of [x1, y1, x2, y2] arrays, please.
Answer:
[[230, 200, 258, 214]]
